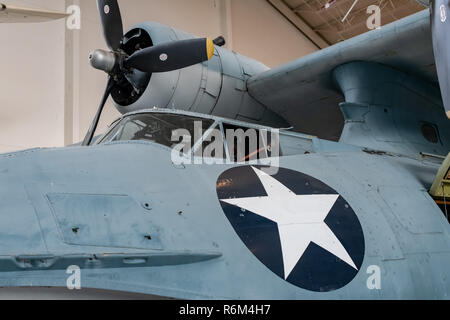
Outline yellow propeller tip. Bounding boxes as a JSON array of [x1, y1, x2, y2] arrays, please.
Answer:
[[206, 38, 214, 60]]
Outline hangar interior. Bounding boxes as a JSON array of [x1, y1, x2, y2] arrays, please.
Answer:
[[0, 0, 428, 153], [0, 0, 450, 301]]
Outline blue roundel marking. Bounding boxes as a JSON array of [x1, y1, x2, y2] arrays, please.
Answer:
[[216, 166, 365, 292]]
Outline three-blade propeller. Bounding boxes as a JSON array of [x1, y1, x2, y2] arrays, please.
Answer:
[[431, 0, 450, 115], [83, 0, 215, 146]]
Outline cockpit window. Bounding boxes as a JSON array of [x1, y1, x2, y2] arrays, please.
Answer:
[[222, 122, 281, 162], [97, 112, 282, 163], [98, 113, 214, 150]]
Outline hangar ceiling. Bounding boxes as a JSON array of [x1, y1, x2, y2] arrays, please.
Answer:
[[267, 0, 426, 48]]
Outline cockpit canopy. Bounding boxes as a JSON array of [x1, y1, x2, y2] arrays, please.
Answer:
[[99, 113, 213, 150], [94, 109, 354, 162], [97, 109, 295, 162]]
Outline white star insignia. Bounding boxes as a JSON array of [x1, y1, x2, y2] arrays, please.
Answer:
[[221, 167, 358, 279]]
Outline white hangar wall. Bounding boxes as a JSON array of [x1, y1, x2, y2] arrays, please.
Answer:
[[230, 0, 317, 68], [0, 0, 317, 153], [0, 0, 66, 153]]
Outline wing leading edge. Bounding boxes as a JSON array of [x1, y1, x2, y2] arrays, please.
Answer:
[[0, 3, 68, 23], [247, 10, 438, 141]]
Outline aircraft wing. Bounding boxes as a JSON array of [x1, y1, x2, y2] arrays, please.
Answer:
[[0, 3, 68, 23], [247, 10, 436, 141]]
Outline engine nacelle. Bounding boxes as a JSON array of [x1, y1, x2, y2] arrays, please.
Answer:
[[112, 22, 288, 128]]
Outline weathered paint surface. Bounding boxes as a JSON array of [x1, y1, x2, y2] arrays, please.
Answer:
[[0, 136, 448, 299]]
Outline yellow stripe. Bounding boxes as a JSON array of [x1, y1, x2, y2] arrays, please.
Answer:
[[206, 38, 214, 60]]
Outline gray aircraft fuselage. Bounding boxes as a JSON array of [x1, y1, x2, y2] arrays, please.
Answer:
[[0, 109, 448, 299], [0, 9, 449, 299]]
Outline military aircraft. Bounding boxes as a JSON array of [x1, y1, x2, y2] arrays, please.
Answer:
[[0, 2, 68, 23], [0, 0, 449, 299]]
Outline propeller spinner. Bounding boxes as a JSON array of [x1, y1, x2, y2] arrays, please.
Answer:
[[83, 0, 215, 146]]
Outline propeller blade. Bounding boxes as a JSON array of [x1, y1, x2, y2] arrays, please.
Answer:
[[96, 0, 123, 51], [82, 77, 115, 146], [431, 0, 450, 113], [125, 38, 215, 73]]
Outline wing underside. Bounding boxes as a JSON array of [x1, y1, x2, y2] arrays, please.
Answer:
[[247, 10, 438, 141], [0, 3, 68, 23]]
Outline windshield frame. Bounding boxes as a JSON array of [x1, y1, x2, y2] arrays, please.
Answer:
[[94, 108, 312, 161], [97, 112, 222, 157]]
